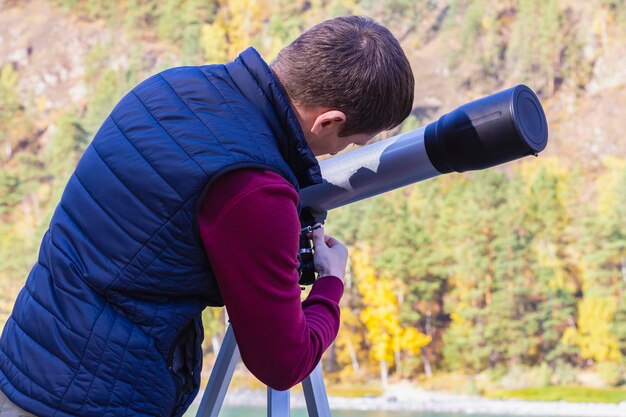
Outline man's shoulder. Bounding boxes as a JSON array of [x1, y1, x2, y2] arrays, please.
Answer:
[[198, 169, 298, 227], [215, 169, 295, 196], [132, 65, 224, 92]]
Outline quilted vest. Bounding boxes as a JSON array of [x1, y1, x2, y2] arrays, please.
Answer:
[[0, 48, 321, 417]]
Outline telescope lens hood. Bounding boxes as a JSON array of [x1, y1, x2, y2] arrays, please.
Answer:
[[424, 84, 548, 173]]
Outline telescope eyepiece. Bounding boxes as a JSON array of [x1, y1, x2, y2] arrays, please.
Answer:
[[424, 84, 548, 173]]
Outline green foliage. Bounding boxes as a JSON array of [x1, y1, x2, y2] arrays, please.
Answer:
[[1, 0, 625, 387], [399, 115, 421, 134], [52, 0, 216, 62], [604, 0, 626, 28], [486, 386, 626, 403], [46, 113, 88, 181], [597, 361, 626, 386], [0, 65, 31, 161], [82, 42, 148, 134], [326, 385, 383, 397], [507, 0, 565, 94], [551, 361, 579, 385], [332, 156, 626, 380], [495, 364, 552, 390], [442, 0, 597, 94], [442, 0, 508, 88], [44, 112, 89, 209], [155, 0, 216, 63], [356, 0, 436, 38]]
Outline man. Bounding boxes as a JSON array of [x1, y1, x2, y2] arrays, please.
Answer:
[[0, 15, 414, 417]]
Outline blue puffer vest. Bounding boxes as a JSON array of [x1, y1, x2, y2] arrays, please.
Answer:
[[0, 48, 321, 417]]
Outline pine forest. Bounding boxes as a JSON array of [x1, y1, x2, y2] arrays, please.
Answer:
[[1, 0, 625, 396]]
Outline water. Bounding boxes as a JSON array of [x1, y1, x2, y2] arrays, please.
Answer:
[[183, 405, 565, 417]]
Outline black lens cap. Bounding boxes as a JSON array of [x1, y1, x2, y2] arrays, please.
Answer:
[[425, 84, 549, 173]]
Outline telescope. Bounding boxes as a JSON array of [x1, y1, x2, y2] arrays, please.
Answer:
[[297, 84, 548, 284], [300, 84, 547, 211], [199, 84, 548, 417]]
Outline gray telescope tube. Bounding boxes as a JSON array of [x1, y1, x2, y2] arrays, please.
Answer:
[[300, 84, 548, 212]]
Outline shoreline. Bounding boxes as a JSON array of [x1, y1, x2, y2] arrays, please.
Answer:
[[208, 386, 626, 417]]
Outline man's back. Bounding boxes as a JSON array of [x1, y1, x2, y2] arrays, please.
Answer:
[[0, 15, 414, 417], [0, 50, 319, 417]]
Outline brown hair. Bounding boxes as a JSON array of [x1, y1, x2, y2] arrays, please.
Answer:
[[271, 16, 414, 137]]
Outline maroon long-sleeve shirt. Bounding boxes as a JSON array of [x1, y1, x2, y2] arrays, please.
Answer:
[[197, 169, 343, 390]]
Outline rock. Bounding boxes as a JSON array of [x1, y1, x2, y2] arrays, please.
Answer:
[[587, 44, 626, 94], [7, 48, 28, 66]]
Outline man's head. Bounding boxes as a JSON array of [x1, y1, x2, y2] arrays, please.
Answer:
[[271, 16, 414, 156]]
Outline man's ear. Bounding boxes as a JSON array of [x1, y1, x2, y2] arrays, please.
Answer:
[[310, 110, 346, 136]]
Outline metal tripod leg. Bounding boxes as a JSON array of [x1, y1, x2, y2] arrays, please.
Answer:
[[267, 387, 290, 417], [196, 324, 332, 417], [196, 325, 240, 417], [302, 364, 332, 417], [265, 363, 332, 417]]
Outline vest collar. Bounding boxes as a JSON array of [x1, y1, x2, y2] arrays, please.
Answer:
[[225, 47, 322, 189]]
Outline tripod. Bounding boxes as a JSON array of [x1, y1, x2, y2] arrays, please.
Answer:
[[195, 325, 332, 417]]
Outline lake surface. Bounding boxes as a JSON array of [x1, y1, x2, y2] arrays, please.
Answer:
[[183, 405, 575, 417]]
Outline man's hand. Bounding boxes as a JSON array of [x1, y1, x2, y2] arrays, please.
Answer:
[[311, 226, 348, 279]]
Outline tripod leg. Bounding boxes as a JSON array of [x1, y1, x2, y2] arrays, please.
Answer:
[[302, 364, 332, 417], [267, 387, 290, 417], [196, 325, 241, 417]]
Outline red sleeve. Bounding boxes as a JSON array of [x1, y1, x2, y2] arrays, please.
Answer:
[[197, 169, 344, 390]]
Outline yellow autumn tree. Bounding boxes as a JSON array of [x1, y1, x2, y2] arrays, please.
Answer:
[[201, 0, 272, 63], [202, 307, 226, 357], [334, 306, 367, 380], [562, 297, 622, 362], [352, 245, 430, 386], [596, 157, 626, 216]]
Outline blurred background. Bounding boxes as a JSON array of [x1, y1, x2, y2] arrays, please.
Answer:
[[1, 0, 625, 409]]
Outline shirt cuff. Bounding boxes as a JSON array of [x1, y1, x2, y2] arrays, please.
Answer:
[[309, 275, 344, 304]]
